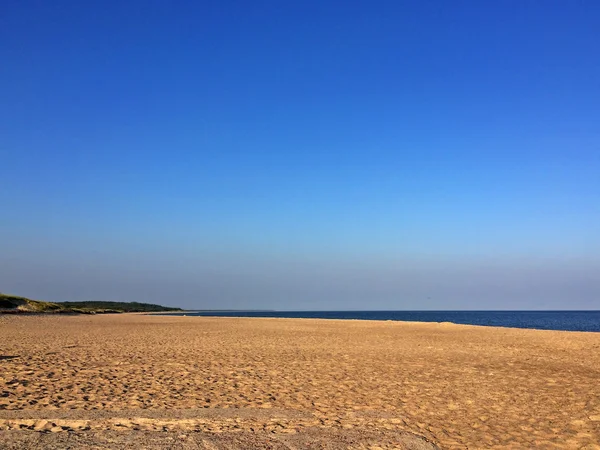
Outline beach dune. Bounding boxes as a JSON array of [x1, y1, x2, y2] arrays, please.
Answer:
[[1, 314, 599, 448]]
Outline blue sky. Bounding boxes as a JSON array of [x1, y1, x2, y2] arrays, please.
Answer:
[[1, 1, 599, 309]]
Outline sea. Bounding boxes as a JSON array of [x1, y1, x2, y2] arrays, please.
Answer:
[[163, 310, 600, 332]]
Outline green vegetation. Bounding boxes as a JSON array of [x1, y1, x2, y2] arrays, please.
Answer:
[[0, 294, 63, 312], [57, 301, 182, 312], [0, 293, 181, 314]]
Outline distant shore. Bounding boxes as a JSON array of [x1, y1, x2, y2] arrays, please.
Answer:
[[1, 314, 599, 448], [0, 293, 181, 315]]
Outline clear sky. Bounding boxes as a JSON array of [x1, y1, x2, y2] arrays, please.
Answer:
[[1, 1, 599, 310]]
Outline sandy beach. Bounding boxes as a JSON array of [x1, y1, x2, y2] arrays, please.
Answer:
[[1, 314, 599, 449]]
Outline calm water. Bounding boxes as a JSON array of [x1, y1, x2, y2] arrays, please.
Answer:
[[165, 310, 600, 332]]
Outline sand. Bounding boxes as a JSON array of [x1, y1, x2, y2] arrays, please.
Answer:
[[1, 314, 599, 449]]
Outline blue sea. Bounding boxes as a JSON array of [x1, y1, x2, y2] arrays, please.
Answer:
[[165, 310, 600, 332]]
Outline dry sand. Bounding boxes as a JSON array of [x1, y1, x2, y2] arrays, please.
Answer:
[[1, 314, 600, 449]]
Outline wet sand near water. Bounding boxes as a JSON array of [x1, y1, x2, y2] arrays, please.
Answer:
[[1, 314, 600, 448]]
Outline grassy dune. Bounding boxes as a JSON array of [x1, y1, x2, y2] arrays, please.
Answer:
[[0, 293, 181, 314], [0, 294, 64, 312]]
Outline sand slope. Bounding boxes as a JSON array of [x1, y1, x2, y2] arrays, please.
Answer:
[[1, 314, 599, 448]]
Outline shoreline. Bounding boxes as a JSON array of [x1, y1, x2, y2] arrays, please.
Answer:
[[151, 309, 600, 334], [155, 313, 600, 334]]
